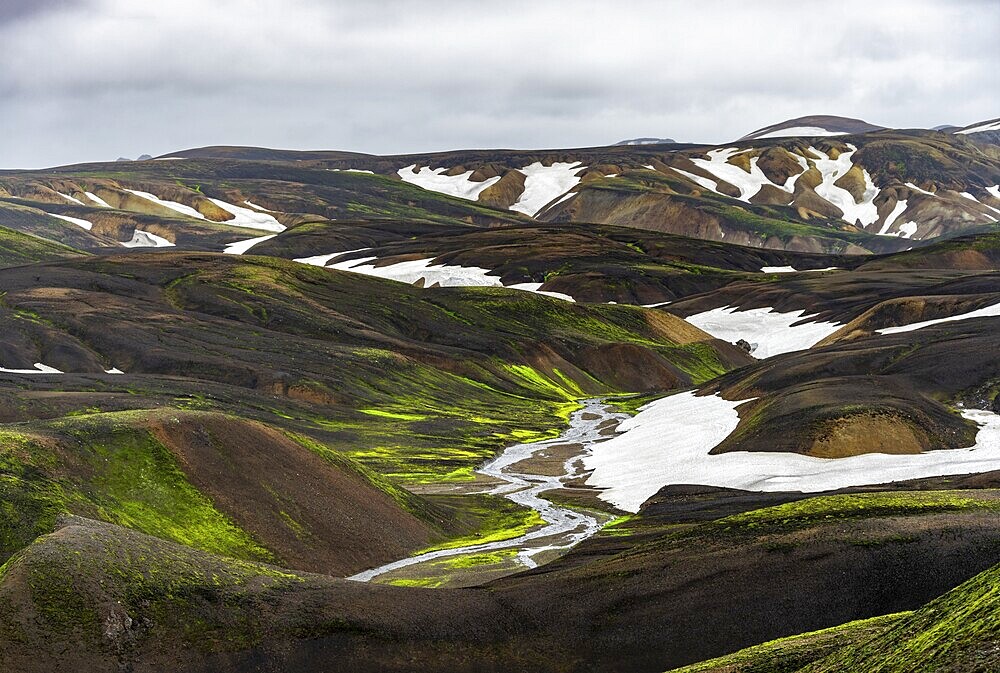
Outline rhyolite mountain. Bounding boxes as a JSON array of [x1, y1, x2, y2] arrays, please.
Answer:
[[613, 137, 678, 146], [1, 119, 999, 673], [738, 114, 886, 140], [3, 121, 997, 259]]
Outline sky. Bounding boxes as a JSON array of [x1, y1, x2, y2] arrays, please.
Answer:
[[1, 0, 997, 168]]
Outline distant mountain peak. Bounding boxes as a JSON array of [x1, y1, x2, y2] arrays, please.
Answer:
[[739, 115, 885, 141], [612, 137, 677, 146]]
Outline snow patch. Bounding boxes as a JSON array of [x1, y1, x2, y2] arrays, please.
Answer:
[[124, 189, 205, 219], [510, 162, 585, 216], [105, 368, 125, 375], [49, 213, 93, 231], [506, 282, 576, 302], [897, 222, 918, 239], [305, 254, 575, 301], [877, 301, 1000, 335], [878, 199, 909, 236], [585, 391, 1000, 512], [243, 200, 273, 212], [959, 191, 1000, 218], [57, 192, 85, 205], [760, 266, 797, 273], [683, 306, 842, 358], [0, 363, 63, 375], [293, 249, 371, 267], [397, 164, 501, 201], [809, 145, 879, 227], [207, 199, 285, 232], [223, 234, 278, 255], [689, 148, 804, 202], [671, 166, 719, 193], [121, 230, 174, 248], [956, 120, 1000, 134], [754, 126, 849, 139], [905, 182, 935, 196], [85, 191, 111, 208]]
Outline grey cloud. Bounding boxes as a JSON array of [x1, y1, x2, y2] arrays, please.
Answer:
[[0, 0, 81, 25], [0, 0, 997, 168]]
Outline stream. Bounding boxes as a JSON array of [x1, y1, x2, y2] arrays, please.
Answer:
[[348, 399, 627, 583]]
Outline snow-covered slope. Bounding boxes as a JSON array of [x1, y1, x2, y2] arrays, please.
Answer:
[[49, 213, 94, 231], [585, 391, 1000, 513], [397, 165, 501, 201], [121, 230, 175, 248], [754, 126, 848, 139], [955, 118, 1000, 135], [689, 148, 805, 202], [739, 115, 884, 141], [208, 199, 285, 232], [683, 306, 842, 358], [296, 253, 574, 301], [124, 189, 205, 219], [510, 162, 585, 216], [810, 145, 880, 227]]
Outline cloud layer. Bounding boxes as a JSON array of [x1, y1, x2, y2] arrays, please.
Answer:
[[1, 0, 997, 168]]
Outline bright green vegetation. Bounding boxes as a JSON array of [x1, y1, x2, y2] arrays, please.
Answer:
[[606, 393, 665, 416], [600, 515, 638, 537], [0, 221, 82, 267], [801, 562, 1000, 672], [703, 491, 1000, 538], [416, 494, 545, 553], [385, 577, 446, 588], [439, 548, 518, 569], [0, 412, 272, 565], [667, 613, 905, 673], [584, 174, 878, 253], [0, 519, 303, 650]]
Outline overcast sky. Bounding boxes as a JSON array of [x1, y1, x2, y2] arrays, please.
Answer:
[[1, 0, 997, 168]]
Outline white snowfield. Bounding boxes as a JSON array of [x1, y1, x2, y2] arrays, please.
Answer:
[[670, 166, 719, 192], [956, 119, 1000, 134], [810, 145, 879, 227], [397, 164, 501, 201], [759, 266, 840, 273], [0, 362, 123, 375], [959, 191, 1000, 220], [510, 161, 585, 216], [878, 199, 909, 236], [49, 213, 93, 231], [57, 192, 85, 205], [121, 230, 174, 248], [85, 191, 112, 208], [0, 363, 63, 374], [243, 200, 273, 212], [124, 189, 205, 219], [880, 221, 919, 239], [585, 391, 1000, 513], [877, 301, 1000, 335], [329, 168, 375, 174], [988, 186, 1000, 200], [207, 199, 285, 232], [754, 126, 849, 139], [297, 252, 574, 301], [905, 182, 935, 196], [688, 148, 806, 202], [223, 234, 278, 255], [683, 306, 842, 358]]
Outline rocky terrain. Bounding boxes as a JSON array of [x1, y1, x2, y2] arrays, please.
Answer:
[[0, 117, 998, 672]]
